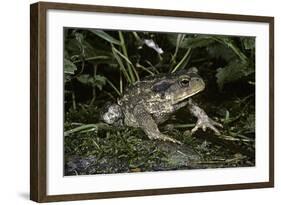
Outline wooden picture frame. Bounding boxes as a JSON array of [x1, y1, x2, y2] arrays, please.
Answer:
[[30, 1, 274, 202]]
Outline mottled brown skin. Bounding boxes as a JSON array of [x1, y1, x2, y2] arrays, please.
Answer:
[[116, 68, 222, 144]]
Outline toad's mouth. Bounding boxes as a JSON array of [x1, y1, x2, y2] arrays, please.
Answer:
[[172, 87, 205, 105]]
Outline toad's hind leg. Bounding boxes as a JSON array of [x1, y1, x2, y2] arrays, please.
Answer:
[[133, 105, 182, 144]]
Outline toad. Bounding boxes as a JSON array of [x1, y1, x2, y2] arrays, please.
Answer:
[[101, 67, 222, 144]]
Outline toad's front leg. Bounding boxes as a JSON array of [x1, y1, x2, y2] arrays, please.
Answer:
[[188, 99, 223, 135], [133, 105, 182, 144]]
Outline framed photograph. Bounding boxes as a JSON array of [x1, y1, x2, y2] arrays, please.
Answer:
[[30, 1, 274, 202]]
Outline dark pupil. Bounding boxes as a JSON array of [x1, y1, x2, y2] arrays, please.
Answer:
[[181, 79, 189, 86]]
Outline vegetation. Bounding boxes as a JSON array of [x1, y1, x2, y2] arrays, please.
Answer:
[[63, 28, 255, 175]]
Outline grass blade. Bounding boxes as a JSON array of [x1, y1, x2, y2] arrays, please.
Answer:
[[64, 124, 98, 136], [171, 48, 191, 73], [90, 29, 121, 45], [111, 45, 132, 84], [136, 63, 155, 76], [105, 77, 121, 96], [72, 56, 110, 64], [118, 31, 139, 82], [112, 47, 133, 66], [171, 34, 185, 63]]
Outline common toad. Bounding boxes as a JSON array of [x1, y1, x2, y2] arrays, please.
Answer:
[[101, 68, 222, 144]]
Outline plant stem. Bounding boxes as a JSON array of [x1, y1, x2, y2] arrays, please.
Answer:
[[72, 56, 110, 64], [136, 63, 155, 76], [111, 45, 132, 84], [118, 31, 135, 82], [71, 91, 76, 110], [118, 31, 140, 82], [145, 60, 160, 74], [171, 48, 191, 73], [89, 65, 97, 106], [132, 32, 142, 42], [172, 34, 185, 63], [119, 71, 123, 94], [106, 78, 121, 96]]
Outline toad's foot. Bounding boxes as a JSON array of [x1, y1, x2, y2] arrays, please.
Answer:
[[191, 117, 223, 135], [147, 132, 182, 145], [133, 104, 182, 145], [188, 99, 223, 135]]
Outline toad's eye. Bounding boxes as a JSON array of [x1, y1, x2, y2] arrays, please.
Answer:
[[180, 78, 190, 87]]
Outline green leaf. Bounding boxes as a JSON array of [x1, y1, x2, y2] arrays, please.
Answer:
[[64, 59, 77, 74], [216, 60, 254, 90], [168, 35, 215, 49], [96, 84, 103, 91], [77, 74, 107, 90], [75, 32, 84, 44], [207, 44, 236, 61], [77, 74, 92, 85], [182, 37, 215, 48], [65, 38, 81, 56], [242, 37, 255, 50], [213, 36, 248, 63], [89, 30, 121, 45], [93, 75, 107, 90], [94, 75, 106, 84], [243, 114, 255, 132]]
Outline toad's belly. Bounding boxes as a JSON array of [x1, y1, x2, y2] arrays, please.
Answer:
[[122, 105, 172, 127]]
